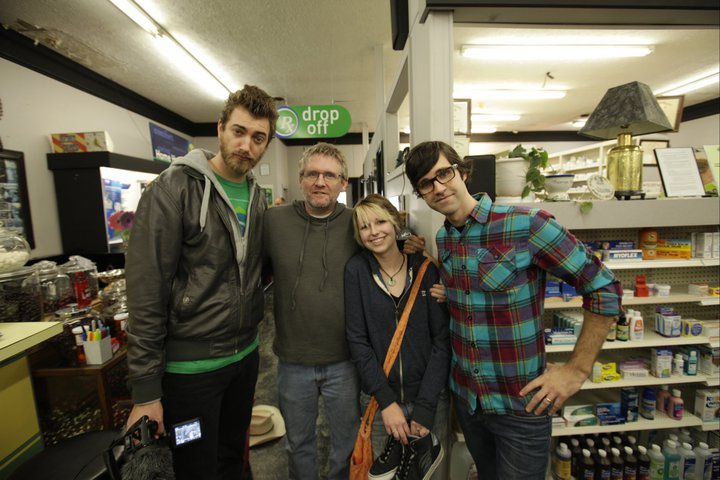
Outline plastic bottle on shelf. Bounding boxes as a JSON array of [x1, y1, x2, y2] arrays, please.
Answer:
[[678, 428, 694, 447], [596, 449, 611, 480], [668, 389, 684, 420], [585, 438, 598, 459], [678, 442, 697, 480], [636, 445, 651, 480], [71, 325, 86, 367], [553, 442, 572, 480], [663, 440, 682, 480], [616, 311, 630, 341], [623, 446, 638, 480], [629, 309, 644, 341], [640, 387, 656, 420], [686, 350, 698, 376], [656, 385, 671, 414], [607, 319, 617, 341], [693, 442, 713, 480], [647, 444, 665, 480], [579, 449, 595, 480], [673, 354, 685, 376], [626, 435, 639, 454], [610, 447, 624, 480], [570, 437, 583, 480]]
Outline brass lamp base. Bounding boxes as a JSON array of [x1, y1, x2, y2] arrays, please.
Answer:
[[614, 190, 646, 201], [606, 132, 643, 197]]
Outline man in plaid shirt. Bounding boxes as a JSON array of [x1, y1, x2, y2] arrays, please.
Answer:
[[405, 141, 622, 479]]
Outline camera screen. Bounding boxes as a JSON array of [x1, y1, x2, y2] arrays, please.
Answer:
[[173, 418, 202, 447]]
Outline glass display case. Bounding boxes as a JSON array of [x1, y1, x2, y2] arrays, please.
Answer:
[[47, 152, 168, 254]]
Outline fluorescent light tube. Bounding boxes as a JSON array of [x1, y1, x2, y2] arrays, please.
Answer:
[[656, 72, 719, 96], [154, 35, 229, 99], [108, 0, 159, 35], [474, 90, 566, 100], [471, 113, 521, 122], [471, 125, 497, 134], [461, 44, 653, 60]]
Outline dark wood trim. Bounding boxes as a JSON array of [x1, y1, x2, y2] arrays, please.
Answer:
[[47, 152, 168, 173], [683, 98, 720, 122]]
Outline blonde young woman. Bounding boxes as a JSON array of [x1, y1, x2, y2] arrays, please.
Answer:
[[345, 194, 450, 480]]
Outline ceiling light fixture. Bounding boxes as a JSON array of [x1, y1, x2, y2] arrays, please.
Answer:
[[656, 72, 720, 96], [108, 0, 159, 35], [473, 89, 567, 100], [471, 113, 521, 122], [107, 0, 231, 98], [460, 44, 653, 60], [471, 125, 498, 134], [572, 119, 588, 128]]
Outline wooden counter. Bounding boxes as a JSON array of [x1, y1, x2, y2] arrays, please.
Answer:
[[0, 322, 63, 362]]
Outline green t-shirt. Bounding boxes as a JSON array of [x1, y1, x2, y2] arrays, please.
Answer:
[[214, 173, 250, 235]]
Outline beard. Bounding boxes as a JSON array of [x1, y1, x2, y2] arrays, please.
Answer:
[[219, 140, 259, 178]]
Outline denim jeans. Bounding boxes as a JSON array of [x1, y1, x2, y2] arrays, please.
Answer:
[[454, 397, 551, 480], [162, 350, 259, 480], [361, 390, 451, 480], [278, 360, 360, 480]]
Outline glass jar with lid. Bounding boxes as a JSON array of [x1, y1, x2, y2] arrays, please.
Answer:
[[35, 260, 74, 314], [0, 266, 42, 322], [61, 256, 99, 309], [0, 226, 30, 274]]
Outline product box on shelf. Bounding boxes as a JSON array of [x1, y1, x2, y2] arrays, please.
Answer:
[[651, 347, 674, 378], [655, 306, 681, 337], [49, 131, 114, 153], [655, 239, 692, 259], [692, 232, 715, 258], [596, 402, 625, 425], [593, 240, 636, 251], [713, 232, 720, 258], [688, 283, 710, 296], [698, 345, 719, 376], [562, 404, 598, 427], [681, 318, 704, 337], [602, 249, 644, 262], [694, 389, 719, 422], [620, 387, 639, 423], [592, 361, 621, 383]]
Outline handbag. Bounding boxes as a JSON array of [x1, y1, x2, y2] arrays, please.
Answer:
[[349, 258, 431, 480]]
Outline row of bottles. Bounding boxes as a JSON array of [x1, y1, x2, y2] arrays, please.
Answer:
[[610, 309, 645, 342], [552, 431, 716, 479]]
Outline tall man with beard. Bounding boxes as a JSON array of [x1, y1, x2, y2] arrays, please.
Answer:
[[125, 85, 278, 479]]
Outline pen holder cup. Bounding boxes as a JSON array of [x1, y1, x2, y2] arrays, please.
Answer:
[[84, 336, 112, 365]]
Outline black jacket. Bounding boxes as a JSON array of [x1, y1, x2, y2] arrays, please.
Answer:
[[125, 149, 266, 404], [345, 251, 450, 428]]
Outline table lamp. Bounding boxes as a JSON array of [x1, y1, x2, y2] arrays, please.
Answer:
[[580, 81, 673, 200]]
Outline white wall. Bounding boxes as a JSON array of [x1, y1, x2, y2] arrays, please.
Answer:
[[0, 58, 290, 258]]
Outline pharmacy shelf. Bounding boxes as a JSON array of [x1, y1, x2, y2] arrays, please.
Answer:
[[546, 330, 711, 353], [604, 258, 720, 270], [706, 377, 719, 387], [700, 422, 719, 431], [552, 411, 702, 437], [544, 289, 713, 310], [580, 374, 707, 391]]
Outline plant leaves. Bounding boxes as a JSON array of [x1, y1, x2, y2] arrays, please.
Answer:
[[579, 201, 593, 214]]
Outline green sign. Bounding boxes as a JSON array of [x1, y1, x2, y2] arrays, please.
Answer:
[[275, 105, 352, 139]]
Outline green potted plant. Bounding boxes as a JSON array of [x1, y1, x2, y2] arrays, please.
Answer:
[[508, 144, 550, 199]]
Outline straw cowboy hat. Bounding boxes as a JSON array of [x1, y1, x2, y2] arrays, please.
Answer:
[[249, 404, 286, 447]]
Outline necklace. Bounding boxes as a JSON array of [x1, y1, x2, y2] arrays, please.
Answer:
[[378, 254, 405, 287]]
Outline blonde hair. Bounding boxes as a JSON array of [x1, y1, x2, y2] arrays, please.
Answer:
[[352, 194, 402, 246]]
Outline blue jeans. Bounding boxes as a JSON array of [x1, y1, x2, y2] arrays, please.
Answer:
[[454, 397, 551, 480], [278, 360, 360, 480]]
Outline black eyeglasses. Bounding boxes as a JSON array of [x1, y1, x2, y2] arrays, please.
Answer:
[[301, 171, 345, 183], [415, 164, 458, 196]]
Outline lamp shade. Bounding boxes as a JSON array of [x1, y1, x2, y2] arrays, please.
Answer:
[[579, 81, 673, 140]]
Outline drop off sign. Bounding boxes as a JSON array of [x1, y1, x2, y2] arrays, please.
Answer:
[[275, 105, 352, 139]]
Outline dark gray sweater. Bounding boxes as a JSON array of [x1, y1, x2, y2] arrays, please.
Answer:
[[345, 251, 451, 429], [263, 201, 359, 364]]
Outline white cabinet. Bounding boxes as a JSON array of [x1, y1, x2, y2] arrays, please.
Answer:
[[545, 140, 615, 197], [518, 197, 720, 438]]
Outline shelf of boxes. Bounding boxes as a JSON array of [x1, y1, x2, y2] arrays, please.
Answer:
[[552, 411, 704, 437], [604, 258, 720, 270], [580, 373, 708, 391], [544, 289, 712, 311], [545, 329, 711, 354]]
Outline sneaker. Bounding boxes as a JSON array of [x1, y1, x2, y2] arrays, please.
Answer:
[[369, 435, 404, 480], [394, 433, 444, 480]]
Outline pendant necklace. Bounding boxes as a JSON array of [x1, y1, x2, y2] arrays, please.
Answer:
[[379, 254, 405, 287]]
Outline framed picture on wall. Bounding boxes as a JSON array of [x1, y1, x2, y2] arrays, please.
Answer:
[[453, 99, 471, 135], [0, 150, 35, 248], [639, 139, 669, 165], [656, 95, 684, 132]]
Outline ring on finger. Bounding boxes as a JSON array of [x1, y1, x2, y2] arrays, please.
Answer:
[[544, 397, 553, 403]]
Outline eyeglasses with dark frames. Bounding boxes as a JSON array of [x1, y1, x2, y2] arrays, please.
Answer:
[[301, 171, 345, 183], [415, 164, 458, 196]]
